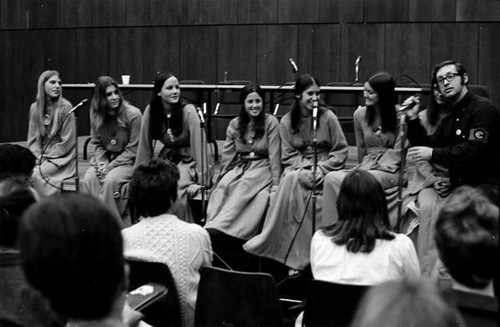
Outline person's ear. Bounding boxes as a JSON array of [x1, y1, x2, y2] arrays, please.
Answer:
[[462, 73, 468, 85]]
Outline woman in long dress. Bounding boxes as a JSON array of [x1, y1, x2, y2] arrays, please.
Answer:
[[135, 71, 213, 223], [80, 76, 142, 223], [243, 74, 349, 271], [322, 72, 406, 228], [204, 84, 281, 240], [27, 70, 76, 197]]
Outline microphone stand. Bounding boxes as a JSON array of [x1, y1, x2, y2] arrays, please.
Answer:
[[311, 109, 318, 236], [396, 110, 408, 232], [198, 107, 208, 224]]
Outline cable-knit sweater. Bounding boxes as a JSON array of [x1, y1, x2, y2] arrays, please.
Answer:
[[122, 214, 213, 327]]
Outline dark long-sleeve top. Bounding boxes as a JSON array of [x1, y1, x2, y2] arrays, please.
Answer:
[[406, 91, 500, 188], [279, 108, 348, 174], [90, 103, 142, 170]]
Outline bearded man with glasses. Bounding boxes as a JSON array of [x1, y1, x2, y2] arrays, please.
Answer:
[[403, 60, 499, 203]]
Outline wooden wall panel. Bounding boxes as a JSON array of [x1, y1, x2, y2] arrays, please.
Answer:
[[430, 23, 479, 84], [146, 0, 198, 26], [456, 0, 500, 22], [25, 0, 58, 29], [257, 25, 298, 84], [143, 27, 180, 82], [75, 28, 109, 84], [237, 0, 277, 24], [319, 0, 363, 23], [478, 23, 500, 107], [218, 25, 258, 82], [179, 26, 218, 82], [340, 24, 385, 82], [199, 0, 237, 25], [0, 0, 27, 29], [91, 0, 127, 27], [364, 0, 409, 22], [57, 0, 93, 28], [298, 24, 342, 84], [278, 0, 320, 23], [408, 0, 455, 22], [385, 24, 432, 85]]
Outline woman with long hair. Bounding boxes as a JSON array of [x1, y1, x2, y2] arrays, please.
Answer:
[[323, 71, 407, 227], [243, 74, 349, 271], [135, 71, 213, 223], [27, 70, 76, 197], [311, 170, 419, 284], [204, 84, 281, 241], [80, 76, 142, 223]]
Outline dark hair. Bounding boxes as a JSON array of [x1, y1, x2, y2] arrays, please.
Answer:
[[0, 176, 36, 247], [129, 159, 179, 217], [433, 60, 468, 86], [237, 83, 266, 142], [435, 186, 498, 289], [426, 79, 451, 128], [0, 144, 36, 178], [323, 170, 394, 253], [365, 72, 397, 133], [90, 76, 127, 130], [351, 279, 458, 327], [149, 71, 189, 139], [290, 74, 324, 133], [19, 193, 125, 320]]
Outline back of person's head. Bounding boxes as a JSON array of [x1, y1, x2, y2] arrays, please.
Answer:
[[0, 143, 36, 179], [129, 159, 179, 218], [351, 279, 458, 327], [0, 176, 36, 248], [18, 193, 125, 320], [325, 170, 394, 253], [435, 186, 499, 289]]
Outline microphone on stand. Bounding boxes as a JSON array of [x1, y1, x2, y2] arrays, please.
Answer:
[[196, 106, 205, 124], [69, 99, 89, 114], [355, 56, 362, 83], [312, 100, 319, 142], [288, 58, 299, 73]]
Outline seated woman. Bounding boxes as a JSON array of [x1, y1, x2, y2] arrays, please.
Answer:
[[243, 74, 349, 271], [311, 170, 419, 284], [80, 76, 142, 224], [27, 70, 76, 197], [405, 78, 451, 276], [123, 159, 213, 327], [204, 84, 281, 241], [135, 72, 213, 223], [323, 72, 406, 228]]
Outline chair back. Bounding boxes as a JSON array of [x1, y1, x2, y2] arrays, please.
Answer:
[[451, 289, 498, 327], [468, 84, 489, 98], [195, 266, 284, 327], [126, 258, 182, 327], [303, 279, 369, 327]]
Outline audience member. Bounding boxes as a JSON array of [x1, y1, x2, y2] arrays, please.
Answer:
[[123, 159, 213, 327], [18, 193, 145, 327], [135, 72, 213, 223], [80, 76, 142, 223], [205, 83, 281, 241], [0, 143, 36, 180], [27, 70, 76, 196], [0, 176, 63, 326], [244, 73, 349, 271], [323, 72, 407, 228], [350, 279, 459, 327]]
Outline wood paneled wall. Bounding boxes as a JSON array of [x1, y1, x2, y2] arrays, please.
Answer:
[[1, 0, 499, 142]]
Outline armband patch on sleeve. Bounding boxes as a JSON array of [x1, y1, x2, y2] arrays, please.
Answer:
[[469, 128, 489, 143]]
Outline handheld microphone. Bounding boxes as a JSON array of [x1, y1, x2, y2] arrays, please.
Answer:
[[196, 106, 205, 124], [288, 58, 299, 73], [398, 96, 419, 112], [69, 99, 89, 114]]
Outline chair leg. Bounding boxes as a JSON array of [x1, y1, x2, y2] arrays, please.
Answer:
[[83, 137, 92, 160]]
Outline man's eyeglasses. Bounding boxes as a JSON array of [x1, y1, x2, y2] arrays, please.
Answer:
[[437, 73, 461, 85]]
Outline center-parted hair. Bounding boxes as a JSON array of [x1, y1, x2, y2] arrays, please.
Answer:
[[18, 193, 125, 320], [290, 74, 325, 133], [237, 83, 266, 142], [33, 70, 65, 138], [90, 76, 127, 131], [323, 170, 394, 253], [365, 72, 397, 133], [128, 159, 180, 217]]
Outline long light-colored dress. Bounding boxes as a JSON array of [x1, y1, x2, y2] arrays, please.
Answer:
[[135, 104, 213, 223], [122, 214, 213, 327], [80, 103, 142, 222], [243, 109, 349, 270], [406, 109, 448, 276], [204, 114, 281, 240], [27, 98, 76, 196], [323, 106, 407, 228]]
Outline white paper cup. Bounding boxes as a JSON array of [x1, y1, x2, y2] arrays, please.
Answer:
[[121, 75, 130, 85]]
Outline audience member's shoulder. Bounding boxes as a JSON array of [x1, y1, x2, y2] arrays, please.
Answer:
[[392, 233, 415, 249]]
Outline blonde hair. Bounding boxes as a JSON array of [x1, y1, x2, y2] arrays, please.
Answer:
[[33, 70, 63, 138]]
